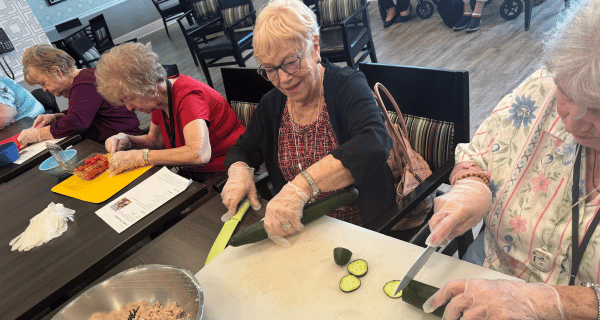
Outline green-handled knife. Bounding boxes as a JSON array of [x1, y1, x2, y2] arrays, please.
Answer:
[[205, 198, 251, 265]]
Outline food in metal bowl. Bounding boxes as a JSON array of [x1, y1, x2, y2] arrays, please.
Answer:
[[89, 300, 189, 320]]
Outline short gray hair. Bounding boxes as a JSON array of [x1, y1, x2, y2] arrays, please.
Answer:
[[95, 42, 167, 106], [22, 44, 76, 85], [544, 0, 600, 116], [253, 0, 319, 64]]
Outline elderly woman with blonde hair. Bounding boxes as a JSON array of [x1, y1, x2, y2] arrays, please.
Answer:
[[222, 0, 395, 247], [18, 44, 140, 145], [420, 0, 600, 318], [95, 43, 245, 187]]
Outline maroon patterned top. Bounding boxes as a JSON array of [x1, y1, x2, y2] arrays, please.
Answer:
[[278, 101, 362, 226]]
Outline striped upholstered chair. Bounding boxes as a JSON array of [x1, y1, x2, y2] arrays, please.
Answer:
[[177, 0, 255, 88], [316, 0, 377, 69], [358, 62, 473, 256], [177, 0, 223, 68]]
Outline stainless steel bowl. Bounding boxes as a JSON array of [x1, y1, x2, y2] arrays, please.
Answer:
[[52, 264, 203, 320]]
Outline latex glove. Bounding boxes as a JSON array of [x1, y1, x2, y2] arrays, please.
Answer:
[[33, 114, 56, 128], [105, 133, 132, 154], [17, 128, 42, 147], [107, 149, 146, 175], [423, 279, 565, 320], [425, 178, 491, 247], [9, 203, 75, 252], [264, 182, 309, 248], [220, 162, 261, 221]]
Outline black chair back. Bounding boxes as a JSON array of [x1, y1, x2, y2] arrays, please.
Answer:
[[220, 67, 274, 105], [163, 64, 180, 78], [68, 35, 101, 68], [31, 89, 60, 114], [55, 18, 82, 33], [89, 14, 114, 51], [359, 62, 470, 147]]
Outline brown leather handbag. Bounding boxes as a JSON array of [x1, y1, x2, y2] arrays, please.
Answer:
[[373, 83, 434, 230]]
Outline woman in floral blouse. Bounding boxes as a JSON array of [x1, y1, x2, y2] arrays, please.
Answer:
[[422, 0, 600, 318]]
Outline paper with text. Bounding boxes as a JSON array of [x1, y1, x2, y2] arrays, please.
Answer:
[[14, 138, 66, 164], [96, 167, 193, 233]]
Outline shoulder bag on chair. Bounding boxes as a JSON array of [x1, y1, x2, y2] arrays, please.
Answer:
[[373, 83, 434, 230]]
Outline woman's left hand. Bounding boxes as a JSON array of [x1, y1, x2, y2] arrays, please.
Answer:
[[18, 128, 42, 146], [423, 279, 565, 320], [264, 182, 309, 248], [107, 150, 146, 175]]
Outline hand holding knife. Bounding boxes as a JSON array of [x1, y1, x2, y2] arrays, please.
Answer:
[[395, 245, 438, 295]]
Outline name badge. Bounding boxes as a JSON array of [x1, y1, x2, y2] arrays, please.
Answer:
[[531, 247, 554, 272]]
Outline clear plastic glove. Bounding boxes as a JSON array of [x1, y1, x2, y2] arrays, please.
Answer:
[[17, 128, 42, 147], [221, 162, 261, 222], [423, 279, 565, 320], [107, 149, 146, 175], [105, 133, 132, 154], [9, 202, 75, 252], [33, 114, 56, 128], [425, 179, 491, 247], [264, 182, 309, 248]]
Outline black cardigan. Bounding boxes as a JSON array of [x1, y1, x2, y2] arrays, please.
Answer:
[[225, 61, 395, 227]]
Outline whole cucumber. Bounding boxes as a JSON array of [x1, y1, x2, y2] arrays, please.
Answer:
[[228, 187, 359, 247]]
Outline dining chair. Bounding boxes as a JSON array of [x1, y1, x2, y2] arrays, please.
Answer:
[[218, 67, 275, 199], [30, 89, 60, 114], [358, 62, 473, 258], [65, 32, 102, 68], [88, 14, 137, 53], [178, 0, 255, 88], [151, 0, 192, 38], [316, 0, 377, 69], [177, 0, 224, 68]]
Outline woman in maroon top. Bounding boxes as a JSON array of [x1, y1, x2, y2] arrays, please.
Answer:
[[18, 44, 140, 146], [95, 43, 245, 188]]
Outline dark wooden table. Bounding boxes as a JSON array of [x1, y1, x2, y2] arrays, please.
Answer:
[[0, 139, 208, 320], [0, 117, 82, 184], [42, 194, 266, 319]]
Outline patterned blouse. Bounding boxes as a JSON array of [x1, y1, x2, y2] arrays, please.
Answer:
[[456, 68, 600, 285], [278, 101, 362, 226]]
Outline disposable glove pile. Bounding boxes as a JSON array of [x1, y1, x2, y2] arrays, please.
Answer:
[[9, 203, 75, 252]]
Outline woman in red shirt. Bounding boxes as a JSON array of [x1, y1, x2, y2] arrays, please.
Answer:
[[95, 43, 245, 188]]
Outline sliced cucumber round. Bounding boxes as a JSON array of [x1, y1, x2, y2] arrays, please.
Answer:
[[347, 259, 368, 277], [383, 280, 402, 299], [333, 247, 353, 266], [340, 274, 361, 292]]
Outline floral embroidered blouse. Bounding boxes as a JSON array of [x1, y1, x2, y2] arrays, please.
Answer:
[[456, 68, 600, 285]]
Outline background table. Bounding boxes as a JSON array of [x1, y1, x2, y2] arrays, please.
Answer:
[[0, 117, 82, 184], [0, 139, 208, 320]]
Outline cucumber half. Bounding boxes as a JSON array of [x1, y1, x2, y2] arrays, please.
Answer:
[[347, 259, 368, 277], [383, 280, 402, 299], [340, 274, 361, 292], [333, 247, 352, 266], [403, 280, 445, 318]]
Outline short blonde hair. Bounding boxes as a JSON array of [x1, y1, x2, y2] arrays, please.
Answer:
[[544, 0, 600, 116], [22, 44, 76, 85], [95, 42, 167, 106], [253, 0, 319, 64]]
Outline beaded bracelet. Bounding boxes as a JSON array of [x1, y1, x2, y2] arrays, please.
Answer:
[[452, 171, 490, 186]]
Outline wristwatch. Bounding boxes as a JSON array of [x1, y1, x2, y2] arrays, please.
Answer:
[[300, 170, 320, 200], [583, 282, 600, 320], [142, 149, 150, 165]]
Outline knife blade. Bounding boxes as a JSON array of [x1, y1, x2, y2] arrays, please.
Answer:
[[205, 198, 251, 265], [394, 245, 437, 295]]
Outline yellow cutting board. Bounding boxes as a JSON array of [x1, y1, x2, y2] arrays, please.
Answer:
[[51, 165, 153, 203]]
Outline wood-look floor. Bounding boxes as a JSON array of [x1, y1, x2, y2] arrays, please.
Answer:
[[139, 0, 564, 136]]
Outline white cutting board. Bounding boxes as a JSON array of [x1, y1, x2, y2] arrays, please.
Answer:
[[195, 216, 517, 319]]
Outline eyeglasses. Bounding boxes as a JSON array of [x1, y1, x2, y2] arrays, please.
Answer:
[[257, 48, 304, 81]]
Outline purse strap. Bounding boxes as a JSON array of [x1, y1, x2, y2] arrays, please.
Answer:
[[373, 82, 418, 176]]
